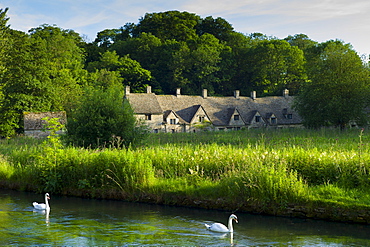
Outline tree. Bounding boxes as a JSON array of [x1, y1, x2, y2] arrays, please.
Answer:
[[245, 39, 307, 95], [66, 86, 148, 148], [133, 11, 199, 41], [27, 24, 86, 112], [0, 29, 55, 136], [0, 24, 86, 137], [294, 40, 370, 129], [0, 8, 9, 75], [86, 50, 152, 92], [284, 34, 317, 53], [169, 34, 226, 95], [94, 24, 133, 48], [195, 16, 234, 42]]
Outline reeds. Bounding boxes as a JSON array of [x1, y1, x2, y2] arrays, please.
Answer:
[[0, 128, 369, 211]]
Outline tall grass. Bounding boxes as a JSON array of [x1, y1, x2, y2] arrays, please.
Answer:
[[0, 128, 369, 212]]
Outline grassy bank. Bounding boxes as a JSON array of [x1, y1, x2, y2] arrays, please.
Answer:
[[0, 128, 369, 223]]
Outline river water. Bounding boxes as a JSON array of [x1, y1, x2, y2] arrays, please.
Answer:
[[0, 189, 369, 246]]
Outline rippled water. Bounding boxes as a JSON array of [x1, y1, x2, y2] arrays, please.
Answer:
[[0, 189, 369, 246]]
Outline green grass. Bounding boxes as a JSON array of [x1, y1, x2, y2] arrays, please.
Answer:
[[0, 128, 369, 222]]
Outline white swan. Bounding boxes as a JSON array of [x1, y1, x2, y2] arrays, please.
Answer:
[[33, 193, 50, 210], [205, 214, 238, 233]]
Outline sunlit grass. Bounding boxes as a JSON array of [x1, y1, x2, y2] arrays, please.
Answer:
[[0, 128, 369, 217]]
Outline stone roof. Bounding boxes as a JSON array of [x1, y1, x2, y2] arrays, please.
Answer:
[[125, 93, 162, 114], [23, 111, 67, 130], [125, 88, 302, 126]]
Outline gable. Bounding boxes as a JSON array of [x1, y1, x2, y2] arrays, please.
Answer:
[[189, 105, 211, 124], [226, 108, 245, 126]]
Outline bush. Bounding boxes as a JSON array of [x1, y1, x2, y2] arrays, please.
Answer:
[[66, 86, 148, 148]]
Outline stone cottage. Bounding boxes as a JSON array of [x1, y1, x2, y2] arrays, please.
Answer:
[[23, 111, 67, 137], [125, 86, 302, 133]]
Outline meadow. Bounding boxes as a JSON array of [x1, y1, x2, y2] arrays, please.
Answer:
[[0, 128, 369, 223]]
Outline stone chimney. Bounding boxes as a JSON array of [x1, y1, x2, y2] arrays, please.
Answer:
[[234, 90, 240, 99], [202, 89, 208, 99], [283, 89, 289, 98], [176, 88, 181, 97], [125, 86, 130, 95], [251, 91, 256, 100], [146, 85, 152, 94]]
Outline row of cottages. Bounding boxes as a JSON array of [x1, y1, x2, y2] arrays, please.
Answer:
[[124, 86, 303, 133]]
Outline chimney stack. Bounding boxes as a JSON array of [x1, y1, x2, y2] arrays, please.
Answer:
[[176, 88, 181, 97], [146, 85, 152, 94], [283, 89, 289, 98], [234, 90, 240, 99], [251, 91, 256, 100], [125, 86, 130, 95], [202, 89, 208, 99]]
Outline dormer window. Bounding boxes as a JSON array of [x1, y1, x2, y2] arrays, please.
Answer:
[[199, 116, 205, 122], [234, 115, 240, 121], [284, 113, 293, 119], [271, 117, 277, 124], [170, 119, 176, 124], [255, 116, 261, 122]]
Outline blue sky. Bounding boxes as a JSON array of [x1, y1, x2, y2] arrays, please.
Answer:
[[1, 0, 369, 57]]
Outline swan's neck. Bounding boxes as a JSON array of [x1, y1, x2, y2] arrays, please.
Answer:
[[228, 218, 234, 232], [45, 196, 49, 208]]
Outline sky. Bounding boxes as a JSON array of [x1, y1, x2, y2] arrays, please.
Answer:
[[1, 0, 369, 57]]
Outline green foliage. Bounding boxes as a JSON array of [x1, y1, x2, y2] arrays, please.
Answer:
[[36, 117, 65, 193], [0, 7, 10, 75], [0, 129, 370, 214], [245, 39, 307, 95], [87, 51, 152, 92], [294, 40, 370, 128], [66, 86, 148, 148], [0, 25, 85, 136], [133, 11, 199, 41]]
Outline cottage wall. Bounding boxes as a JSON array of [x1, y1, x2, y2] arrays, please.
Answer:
[[136, 114, 164, 133], [23, 111, 66, 138]]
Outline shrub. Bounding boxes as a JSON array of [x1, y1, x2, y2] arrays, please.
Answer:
[[66, 86, 148, 148]]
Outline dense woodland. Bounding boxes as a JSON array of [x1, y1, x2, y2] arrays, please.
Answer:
[[0, 8, 369, 137]]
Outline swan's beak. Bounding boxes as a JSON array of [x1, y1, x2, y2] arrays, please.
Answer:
[[234, 218, 238, 223], [47, 196, 50, 199]]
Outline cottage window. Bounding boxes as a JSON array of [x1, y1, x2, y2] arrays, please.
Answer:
[[234, 115, 239, 121], [199, 116, 205, 122], [171, 129, 175, 133], [145, 114, 152, 120], [154, 129, 158, 133], [170, 119, 176, 124], [255, 116, 261, 122], [271, 117, 277, 124], [287, 114, 293, 119]]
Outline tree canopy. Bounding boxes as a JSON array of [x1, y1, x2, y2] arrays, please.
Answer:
[[294, 40, 370, 128], [0, 8, 369, 138]]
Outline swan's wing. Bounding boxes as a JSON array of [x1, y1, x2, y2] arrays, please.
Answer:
[[207, 223, 229, 232], [33, 202, 46, 210]]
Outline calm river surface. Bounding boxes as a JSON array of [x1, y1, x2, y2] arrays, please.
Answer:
[[0, 189, 369, 246]]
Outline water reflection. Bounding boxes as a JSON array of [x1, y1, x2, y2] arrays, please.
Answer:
[[33, 208, 50, 226], [0, 189, 370, 246]]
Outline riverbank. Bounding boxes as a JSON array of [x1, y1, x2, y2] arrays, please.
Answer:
[[0, 129, 369, 224]]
